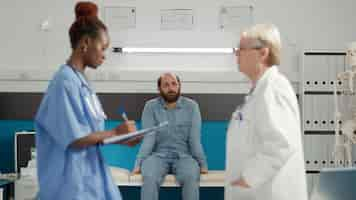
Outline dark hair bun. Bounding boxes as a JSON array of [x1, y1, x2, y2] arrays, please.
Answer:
[[75, 1, 98, 19]]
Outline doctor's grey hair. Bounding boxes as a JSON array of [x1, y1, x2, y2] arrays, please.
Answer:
[[241, 24, 281, 66]]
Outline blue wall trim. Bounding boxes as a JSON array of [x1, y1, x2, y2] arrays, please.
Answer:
[[0, 120, 227, 173]]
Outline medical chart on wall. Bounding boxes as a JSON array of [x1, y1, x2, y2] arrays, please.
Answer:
[[160, 9, 194, 30], [104, 6, 136, 31], [219, 6, 253, 32]]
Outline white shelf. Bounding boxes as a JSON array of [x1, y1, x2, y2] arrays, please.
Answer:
[[301, 50, 347, 175]]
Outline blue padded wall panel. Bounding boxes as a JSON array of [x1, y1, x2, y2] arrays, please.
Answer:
[[101, 120, 227, 170], [0, 120, 228, 173], [0, 120, 34, 173]]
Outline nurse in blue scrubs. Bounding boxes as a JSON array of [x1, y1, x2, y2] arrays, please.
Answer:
[[35, 2, 137, 199]]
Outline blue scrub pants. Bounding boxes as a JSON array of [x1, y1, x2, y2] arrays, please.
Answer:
[[141, 154, 200, 200]]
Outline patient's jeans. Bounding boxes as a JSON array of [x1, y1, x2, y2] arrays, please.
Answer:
[[141, 153, 200, 200]]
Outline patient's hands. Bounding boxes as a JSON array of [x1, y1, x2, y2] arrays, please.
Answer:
[[200, 167, 208, 174], [132, 167, 141, 174]]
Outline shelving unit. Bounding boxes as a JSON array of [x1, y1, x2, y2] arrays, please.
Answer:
[[300, 51, 348, 196]]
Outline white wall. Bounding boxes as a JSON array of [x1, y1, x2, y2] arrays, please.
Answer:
[[0, 0, 355, 93]]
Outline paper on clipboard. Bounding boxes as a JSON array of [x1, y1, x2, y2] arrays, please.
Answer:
[[103, 121, 168, 144]]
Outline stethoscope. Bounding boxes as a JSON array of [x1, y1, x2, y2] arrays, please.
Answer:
[[68, 65, 107, 120]]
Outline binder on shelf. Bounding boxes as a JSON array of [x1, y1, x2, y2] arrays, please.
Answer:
[[304, 134, 312, 171], [312, 95, 319, 131], [303, 55, 315, 91], [327, 55, 336, 91], [326, 135, 335, 168], [311, 55, 323, 91], [319, 97, 329, 131], [327, 95, 336, 131], [304, 95, 312, 131], [319, 55, 329, 91]]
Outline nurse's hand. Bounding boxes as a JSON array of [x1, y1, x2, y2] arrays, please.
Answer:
[[231, 178, 250, 188], [120, 136, 143, 146], [114, 120, 137, 135], [113, 121, 143, 146], [132, 167, 141, 174]]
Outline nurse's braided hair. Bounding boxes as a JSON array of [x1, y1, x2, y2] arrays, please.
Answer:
[[69, 1, 107, 49]]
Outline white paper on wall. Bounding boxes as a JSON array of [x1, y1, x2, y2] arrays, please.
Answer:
[[104, 6, 136, 31], [160, 9, 194, 30], [219, 5, 253, 32]]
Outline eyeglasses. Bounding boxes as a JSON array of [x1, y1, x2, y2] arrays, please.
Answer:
[[234, 46, 262, 55]]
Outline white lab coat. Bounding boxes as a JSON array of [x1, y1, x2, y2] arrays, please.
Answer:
[[225, 66, 308, 200]]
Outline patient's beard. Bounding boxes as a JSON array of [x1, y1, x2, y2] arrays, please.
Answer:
[[160, 89, 181, 103]]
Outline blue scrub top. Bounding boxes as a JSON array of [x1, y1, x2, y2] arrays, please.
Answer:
[[35, 65, 121, 200]]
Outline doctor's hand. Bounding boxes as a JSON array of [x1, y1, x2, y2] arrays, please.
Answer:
[[231, 178, 251, 188], [132, 167, 141, 174], [200, 167, 208, 174]]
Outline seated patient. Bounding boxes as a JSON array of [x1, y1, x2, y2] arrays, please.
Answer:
[[133, 72, 208, 200]]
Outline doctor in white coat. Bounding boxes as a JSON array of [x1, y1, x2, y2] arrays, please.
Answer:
[[225, 24, 308, 200]]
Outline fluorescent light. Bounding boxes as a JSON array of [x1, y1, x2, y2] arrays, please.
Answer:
[[113, 47, 234, 54]]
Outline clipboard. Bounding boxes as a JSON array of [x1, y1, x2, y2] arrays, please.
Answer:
[[103, 121, 168, 144]]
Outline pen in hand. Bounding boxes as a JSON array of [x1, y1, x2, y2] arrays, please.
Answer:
[[115, 107, 136, 136], [121, 111, 129, 122], [118, 106, 129, 121], [116, 107, 141, 146]]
